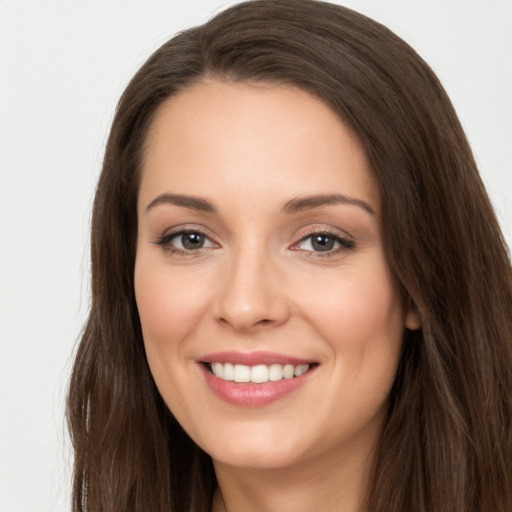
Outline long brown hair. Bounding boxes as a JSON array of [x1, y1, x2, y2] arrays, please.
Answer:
[[67, 1, 512, 510]]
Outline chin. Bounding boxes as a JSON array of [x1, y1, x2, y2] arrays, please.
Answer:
[[208, 440, 305, 470], [188, 417, 309, 470], [187, 400, 390, 474]]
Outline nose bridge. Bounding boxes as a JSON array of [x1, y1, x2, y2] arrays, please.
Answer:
[[215, 238, 289, 331]]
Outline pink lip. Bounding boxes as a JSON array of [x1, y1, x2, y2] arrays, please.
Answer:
[[200, 350, 313, 366], [197, 352, 317, 407]]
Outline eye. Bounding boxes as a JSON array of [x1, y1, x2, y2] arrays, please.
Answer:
[[294, 231, 354, 254], [173, 231, 210, 250], [156, 230, 216, 253]]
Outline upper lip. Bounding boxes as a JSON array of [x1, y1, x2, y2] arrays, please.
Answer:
[[200, 351, 315, 366]]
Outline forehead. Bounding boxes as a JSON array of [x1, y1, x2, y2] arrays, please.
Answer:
[[139, 80, 379, 214]]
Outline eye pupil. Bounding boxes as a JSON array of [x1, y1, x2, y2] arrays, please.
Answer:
[[182, 232, 205, 250], [312, 235, 335, 252]]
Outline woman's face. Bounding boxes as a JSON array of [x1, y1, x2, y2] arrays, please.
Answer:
[[135, 80, 419, 471]]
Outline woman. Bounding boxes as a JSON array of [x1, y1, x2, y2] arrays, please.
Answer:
[[67, 0, 512, 510]]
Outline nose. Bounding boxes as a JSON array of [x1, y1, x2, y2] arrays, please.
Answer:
[[214, 246, 291, 332]]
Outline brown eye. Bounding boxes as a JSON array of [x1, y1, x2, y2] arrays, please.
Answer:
[[295, 232, 355, 254], [180, 232, 206, 250], [156, 230, 216, 253], [311, 234, 336, 252]]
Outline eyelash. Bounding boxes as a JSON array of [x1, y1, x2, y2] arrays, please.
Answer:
[[292, 228, 355, 257], [155, 228, 355, 258], [155, 229, 216, 257]]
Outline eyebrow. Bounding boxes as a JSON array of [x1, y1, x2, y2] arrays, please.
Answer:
[[145, 193, 217, 214], [145, 192, 376, 217], [282, 194, 376, 216]]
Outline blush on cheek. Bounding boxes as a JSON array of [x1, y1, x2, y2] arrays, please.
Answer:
[[134, 264, 208, 347], [296, 271, 404, 385], [304, 276, 399, 334]]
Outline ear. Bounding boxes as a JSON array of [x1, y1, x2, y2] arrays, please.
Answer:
[[405, 308, 422, 330]]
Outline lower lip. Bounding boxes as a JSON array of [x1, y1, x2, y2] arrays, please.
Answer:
[[200, 364, 314, 407]]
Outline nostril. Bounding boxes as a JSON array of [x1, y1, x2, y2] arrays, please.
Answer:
[[217, 315, 275, 330]]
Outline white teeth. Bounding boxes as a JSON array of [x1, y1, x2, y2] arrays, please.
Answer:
[[251, 364, 268, 383], [294, 364, 309, 377], [212, 362, 223, 379], [210, 362, 311, 383], [268, 364, 283, 381], [223, 362, 234, 381], [283, 364, 294, 379], [233, 364, 251, 382]]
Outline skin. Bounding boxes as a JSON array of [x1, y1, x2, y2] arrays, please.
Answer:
[[134, 80, 420, 512]]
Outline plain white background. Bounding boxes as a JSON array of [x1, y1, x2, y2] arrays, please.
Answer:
[[0, 1, 511, 510]]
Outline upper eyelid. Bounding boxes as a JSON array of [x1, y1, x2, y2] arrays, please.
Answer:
[[163, 230, 212, 242], [294, 225, 354, 242], [158, 224, 217, 240]]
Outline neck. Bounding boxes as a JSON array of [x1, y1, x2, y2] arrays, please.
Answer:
[[211, 441, 375, 512]]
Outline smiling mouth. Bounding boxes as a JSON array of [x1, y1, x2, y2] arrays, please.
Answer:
[[205, 362, 316, 384]]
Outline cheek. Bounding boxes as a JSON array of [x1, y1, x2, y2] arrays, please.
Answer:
[[300, 265, 404, 431], [134, 260, 211, 353], [301, 267, 403, 339], [134, 258, 213, 421], [295, 260, 405, 384]]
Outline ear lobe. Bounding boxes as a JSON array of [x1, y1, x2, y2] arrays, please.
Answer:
[[405, 308, 422, 330]]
